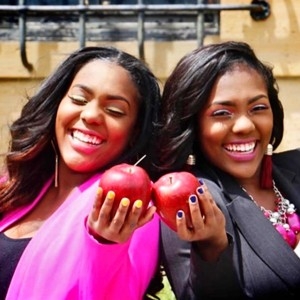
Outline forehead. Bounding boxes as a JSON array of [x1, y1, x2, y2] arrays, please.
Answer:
[[71, 60, 138, 94], [216, 62, 262, 81], [74, 60, 130, 82], [211, 64, 267, 96]]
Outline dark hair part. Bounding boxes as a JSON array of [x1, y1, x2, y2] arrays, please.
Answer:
[[155, 41, 284, 174], [0, 46, 161, 213]]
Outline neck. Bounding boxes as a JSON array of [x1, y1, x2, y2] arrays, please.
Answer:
[[56, 162, 97, 190], [240, 180, 275, 210]]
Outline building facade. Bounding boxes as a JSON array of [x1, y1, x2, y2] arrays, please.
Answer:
[[0, 0, 299, 156]]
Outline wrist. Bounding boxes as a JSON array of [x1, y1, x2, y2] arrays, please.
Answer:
[[87, 226, 116, 244], [195, 233, 229, 262]]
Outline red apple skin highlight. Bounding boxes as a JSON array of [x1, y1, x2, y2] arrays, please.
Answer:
[[152, 172, 201, 231], [99, 163, 152, 217]]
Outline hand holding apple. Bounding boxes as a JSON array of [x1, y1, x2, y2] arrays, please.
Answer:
[[99, 163, 152, 218], [152, 172, 200, 231]]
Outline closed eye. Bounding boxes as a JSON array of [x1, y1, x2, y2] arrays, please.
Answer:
[[68, 94, 88, 105], [105, 106, 126, 116]]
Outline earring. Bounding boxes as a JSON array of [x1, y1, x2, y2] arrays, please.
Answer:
[[260, 144, 273, 189], [51, 140, 59, 188], [185, 154, 196, 173]]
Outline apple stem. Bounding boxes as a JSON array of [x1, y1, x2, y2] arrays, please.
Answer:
[[134, 154, 147, 166], [169, 176, 173, 184]]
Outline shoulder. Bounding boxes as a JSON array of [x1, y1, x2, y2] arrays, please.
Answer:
[[273, 148, 300, 172], [274, 147, 300, 159]]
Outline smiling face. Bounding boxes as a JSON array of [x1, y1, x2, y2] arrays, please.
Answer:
[[198, 64, 273, 184], [55, 59, 139, 173]]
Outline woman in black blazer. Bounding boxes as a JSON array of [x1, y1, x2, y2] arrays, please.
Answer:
[[155, 41, 300, 299]]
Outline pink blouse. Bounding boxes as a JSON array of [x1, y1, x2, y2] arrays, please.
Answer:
[[0, 173, 160, 299]]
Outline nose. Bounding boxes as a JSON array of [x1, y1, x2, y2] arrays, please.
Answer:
[[80, 101, 103, 125], [232, 114, 255, 134]]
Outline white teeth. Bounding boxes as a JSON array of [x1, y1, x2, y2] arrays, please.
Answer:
[[224, 142, 255, 153], [72, 130, 101, 145]]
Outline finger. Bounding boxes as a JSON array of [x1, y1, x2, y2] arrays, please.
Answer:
[[176, 210, 194, 240], [211, 202, 226, 226], [125, 200, 143, 230], [130, 200, 143, 221], [196, 185, 216, 223], [136, 205, 157, 228], [188, 194, 204, 229], [110, 197, 131, 231], [90, 187, 104, 221], [98, 190, 115, 225]]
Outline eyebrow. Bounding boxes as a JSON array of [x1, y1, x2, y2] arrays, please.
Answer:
[[210, 94, 268, 107]]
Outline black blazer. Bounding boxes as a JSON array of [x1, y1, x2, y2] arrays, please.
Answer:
[[160, 149, 300, 299]]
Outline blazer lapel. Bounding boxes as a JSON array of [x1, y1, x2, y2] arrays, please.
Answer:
[[218, 172, 300, 289]]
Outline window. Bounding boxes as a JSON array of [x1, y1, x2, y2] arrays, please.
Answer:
[[0, 1, 220, 42]]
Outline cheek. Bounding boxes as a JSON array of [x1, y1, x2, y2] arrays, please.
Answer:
[[198, 121, 229, 163], [55, 100, 76, 141], [264, 117, 273, 132], [200, 121, 227, 147], [259, 113, 273, 140], [109, 119, 136, 146]]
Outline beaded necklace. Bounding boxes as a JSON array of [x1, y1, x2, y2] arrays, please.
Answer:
[[242, 181, 300, 249]]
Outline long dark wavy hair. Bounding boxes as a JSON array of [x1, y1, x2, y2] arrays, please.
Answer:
[[155, 41, 284, 175], [0, 46, 161, 214]]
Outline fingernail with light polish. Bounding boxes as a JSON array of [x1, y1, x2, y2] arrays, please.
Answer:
[[121, 198, 130, 207], [107, 191, 115, 199], [134, 200, 143, 209]]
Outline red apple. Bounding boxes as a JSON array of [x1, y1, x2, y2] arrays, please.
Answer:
[[152, 172, 200, 231], [99, 163, 152, 218]]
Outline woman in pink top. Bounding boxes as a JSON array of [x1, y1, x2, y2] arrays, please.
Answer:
[[0, 46, 161, 299]]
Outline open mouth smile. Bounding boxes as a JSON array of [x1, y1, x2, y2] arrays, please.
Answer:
[[71, 129, 103, 146], [223, 142, 256, 153]]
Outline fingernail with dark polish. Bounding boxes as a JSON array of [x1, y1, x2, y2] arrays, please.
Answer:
[[189, 195, 197, 204], [177, 210, 183, 219], [198, 178, 204, 185], [197, 187, 204, 194]]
